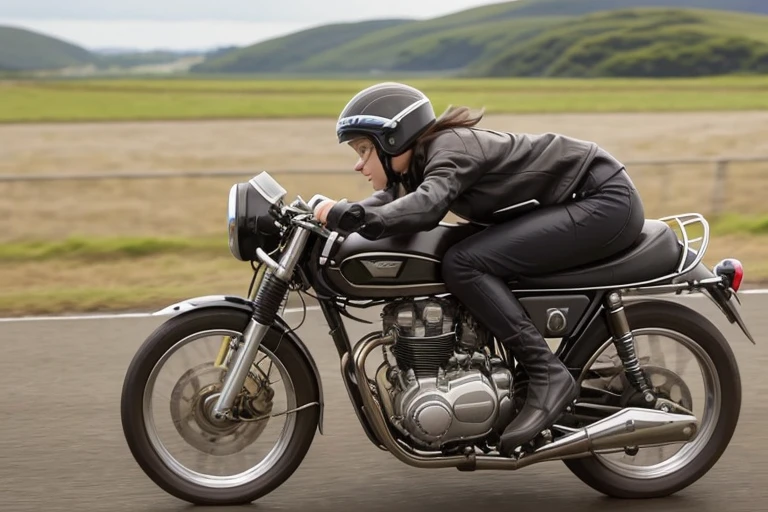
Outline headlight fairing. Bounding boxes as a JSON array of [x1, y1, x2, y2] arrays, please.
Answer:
[[227, 173, 286, 261]]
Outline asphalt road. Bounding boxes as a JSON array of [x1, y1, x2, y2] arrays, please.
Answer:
[[0, 294, 765, 512]]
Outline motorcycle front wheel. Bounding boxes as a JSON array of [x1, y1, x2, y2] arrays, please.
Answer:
[[121, 308, 320, 506]]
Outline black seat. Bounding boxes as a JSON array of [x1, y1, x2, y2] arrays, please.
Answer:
[[511, 220, 682, 289]]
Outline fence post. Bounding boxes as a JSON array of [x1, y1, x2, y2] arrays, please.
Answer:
[[711, 160, 729, 218]]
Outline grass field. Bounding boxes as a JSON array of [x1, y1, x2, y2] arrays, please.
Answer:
[[2, 77, 768, 315], [3, 164, 767, 316], [3, 76, 768, 122]]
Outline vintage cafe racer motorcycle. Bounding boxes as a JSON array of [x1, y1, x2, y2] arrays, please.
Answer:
[[121, 171, 753, 505]]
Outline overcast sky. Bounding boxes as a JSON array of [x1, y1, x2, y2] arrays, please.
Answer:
[[0, 1, 506, 50]]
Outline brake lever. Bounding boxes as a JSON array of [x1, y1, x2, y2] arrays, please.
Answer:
[[292, 218, 332, 238], [293, 195, 313, 212]]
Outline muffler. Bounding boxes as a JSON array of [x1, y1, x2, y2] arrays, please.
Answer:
[[351, 333, 699, 471], [472, 407, 698, 470]]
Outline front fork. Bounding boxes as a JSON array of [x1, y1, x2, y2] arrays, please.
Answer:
[[214, 263, 268, 368], [212, 226, 311, 420]]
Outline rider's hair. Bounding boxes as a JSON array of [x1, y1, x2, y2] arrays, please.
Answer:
[[417, 105, 485, 144]]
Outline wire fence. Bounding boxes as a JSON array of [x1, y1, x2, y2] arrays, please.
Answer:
[[2, 156, 767, 243]]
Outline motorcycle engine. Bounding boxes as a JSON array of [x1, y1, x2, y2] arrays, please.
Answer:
[[375, 297, 515, 450]]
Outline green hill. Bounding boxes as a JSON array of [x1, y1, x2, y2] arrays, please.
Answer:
[[0, 26, 95, 71], [192, 19, 414, 74], [475, 8, 768, 77], [0, 26, 209, 73], [193, 0, 768, 77]]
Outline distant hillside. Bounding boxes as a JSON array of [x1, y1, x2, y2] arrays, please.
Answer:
[[0, 26, 95, 71], [93, 50, 206, 69], [490, 0, 768, 17], [0, 25, 215, 74], [193, 0, 768, 77], [192, 19, 413, 74], [475, 8, 768, 77]]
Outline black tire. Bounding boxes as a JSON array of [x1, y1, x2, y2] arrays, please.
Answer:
[[563, 299, 741, 499], [121, 308, 320, 506]]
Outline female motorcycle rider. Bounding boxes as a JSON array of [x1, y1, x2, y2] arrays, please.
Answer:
[[313, 82, 646, 456]]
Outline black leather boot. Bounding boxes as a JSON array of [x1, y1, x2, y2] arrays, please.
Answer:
[[498, 325, 579, 457]]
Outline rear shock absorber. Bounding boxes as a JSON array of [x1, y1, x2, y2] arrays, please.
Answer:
[[605, 292, 656, 405]]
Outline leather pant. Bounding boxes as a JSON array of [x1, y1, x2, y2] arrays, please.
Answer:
[[441, 161, 645, 453], [442, 163, 645, 344]]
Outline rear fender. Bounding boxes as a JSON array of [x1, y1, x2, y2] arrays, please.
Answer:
[[674, 263, 755, 344], [154, 295, 326, 433]]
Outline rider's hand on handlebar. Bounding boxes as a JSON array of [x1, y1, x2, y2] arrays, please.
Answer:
[[313, 199, 337, 225]]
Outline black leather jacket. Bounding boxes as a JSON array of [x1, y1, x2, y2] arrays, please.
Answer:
[[325, 127, 624, 239]]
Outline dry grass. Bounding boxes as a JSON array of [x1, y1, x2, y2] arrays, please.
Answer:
[[0, 233, 764, 316], [0, 254, 254, 316], [3, 112, 768, 243], [2, 163, 766, 244], [2, 112, 768, 315], [4, 112, 768, 176]]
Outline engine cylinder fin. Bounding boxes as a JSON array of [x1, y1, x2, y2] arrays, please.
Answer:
[[392, 333, 456, 378]]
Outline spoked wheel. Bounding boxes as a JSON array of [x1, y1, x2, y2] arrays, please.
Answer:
[[121, 309, 320, 506], [563, 301, 741, 498]]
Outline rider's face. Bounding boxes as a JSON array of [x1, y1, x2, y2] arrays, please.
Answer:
[[349, 138, 388, 191], [349, 138, 412, 191]]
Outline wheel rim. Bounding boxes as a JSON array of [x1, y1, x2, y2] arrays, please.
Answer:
[[577, 327, 721, 479], [142, 329, 297, 488]]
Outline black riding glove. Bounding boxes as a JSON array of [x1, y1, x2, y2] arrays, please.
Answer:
[[325, 199, 367, 237]]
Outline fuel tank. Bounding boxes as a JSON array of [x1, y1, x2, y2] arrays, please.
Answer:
[[316, 222, 591, 339], [322, 222, 481, 299]]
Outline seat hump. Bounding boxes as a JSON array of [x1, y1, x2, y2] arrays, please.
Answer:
[[513, 220, 682, 289]]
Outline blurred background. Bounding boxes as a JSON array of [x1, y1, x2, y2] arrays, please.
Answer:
[[2, 0, 767, 316], [2, 3, 768, 512]]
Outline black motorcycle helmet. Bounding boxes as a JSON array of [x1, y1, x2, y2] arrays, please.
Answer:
[[336, 82, 436, 188]]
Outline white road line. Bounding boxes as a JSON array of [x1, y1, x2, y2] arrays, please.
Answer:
[[0, 289, 766, 324], [0, 305, 323, 323]]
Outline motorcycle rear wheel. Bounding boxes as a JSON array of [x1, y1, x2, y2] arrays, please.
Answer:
[[564, 300, 741, 498]]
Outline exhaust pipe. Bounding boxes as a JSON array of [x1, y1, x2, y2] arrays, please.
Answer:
[[351, 334, 699, 471], [473, 407, 698, 470]]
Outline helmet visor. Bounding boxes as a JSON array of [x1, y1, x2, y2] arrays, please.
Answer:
[[336, 114, 396, 143]]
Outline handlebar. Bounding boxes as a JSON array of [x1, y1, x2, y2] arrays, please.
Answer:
[[280, 195, 338, 237], [280, 196, 344, 266]]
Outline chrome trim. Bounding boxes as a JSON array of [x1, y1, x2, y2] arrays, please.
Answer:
[[256, 248, 283, 274], [273, 226, 311, 282], [658, 213, 710, 275], [361, 260, 404, 278], [577, 337, 615, 384], [153, 295, 239, 316], [330, 267, 446, 292], [319, 231, 340, 266], [213, 318, 271, 418], [391, 98, 431, 124], [493, 199, 540, 215], [337, 251, 441, 265]]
